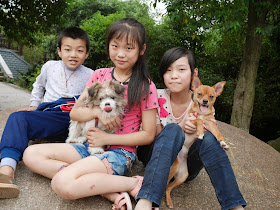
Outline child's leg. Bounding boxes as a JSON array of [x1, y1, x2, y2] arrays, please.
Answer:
[[51, 156, 140, 200], [0, 111, 70, 165], [0, 111, 70, 198], [23, 143, 81, 179], [195, 132, 247, 210], [136, 123, 185, 207]]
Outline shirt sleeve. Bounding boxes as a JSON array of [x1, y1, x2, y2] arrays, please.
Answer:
[[86, 72, 97, 87], [30, 62, 48, 107], [86, 69, 105, 87], [141, 81, 159, 111]]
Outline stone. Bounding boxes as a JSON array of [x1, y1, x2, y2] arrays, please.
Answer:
[[0, 107, 280, 209]]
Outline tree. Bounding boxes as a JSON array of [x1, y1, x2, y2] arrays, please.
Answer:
[[230, 0, 275, 131], [154, 0, 279, 132], [0, 0, 69, 45]]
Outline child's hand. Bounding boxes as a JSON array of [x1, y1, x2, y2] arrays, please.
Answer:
[[86, 127, 108, 147], [182, 113, 197, 134], [98, 115, 122, 131]]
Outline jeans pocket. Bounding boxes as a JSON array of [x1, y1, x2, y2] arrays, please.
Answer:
[[121, 149, 136, 170]]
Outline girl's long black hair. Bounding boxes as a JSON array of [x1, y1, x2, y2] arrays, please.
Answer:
[[106, 18, 150, 108]]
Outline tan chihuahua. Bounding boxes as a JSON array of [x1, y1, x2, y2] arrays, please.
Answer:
[[165, 75, 228, 208]]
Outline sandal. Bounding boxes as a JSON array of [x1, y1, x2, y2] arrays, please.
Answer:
[[0, 173, 19, 198], [129, 176, 143, 200], [112, 192, 132, 210]]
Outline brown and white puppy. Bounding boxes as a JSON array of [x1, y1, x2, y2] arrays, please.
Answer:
[[165, 75, 228, 208], [66, 80, 127, 154]]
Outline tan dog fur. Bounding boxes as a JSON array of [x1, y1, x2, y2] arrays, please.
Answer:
[[165, 75, 227, 208]]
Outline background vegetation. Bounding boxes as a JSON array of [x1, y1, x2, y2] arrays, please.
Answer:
[[0, 0, 279, 143]]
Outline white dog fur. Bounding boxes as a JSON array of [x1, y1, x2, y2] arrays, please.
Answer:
[[66, 80, 127, 154]]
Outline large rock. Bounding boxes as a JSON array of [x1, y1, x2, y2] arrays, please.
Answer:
[[0, 107, 280, 209]]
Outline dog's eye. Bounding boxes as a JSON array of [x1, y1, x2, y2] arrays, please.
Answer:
[[198, 93, 202, 97], [210, 95, 214, 99], [111, 96, 115, 100], [99, 97, 103, 101]]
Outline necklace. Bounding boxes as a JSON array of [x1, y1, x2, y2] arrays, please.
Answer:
[[114, 69, 131, 85], [63, 66, 76, 93]]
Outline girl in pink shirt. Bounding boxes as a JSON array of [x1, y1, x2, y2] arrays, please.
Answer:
[[23, 18, 158, 210]]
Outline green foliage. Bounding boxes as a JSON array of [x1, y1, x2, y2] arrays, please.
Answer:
[[81, 12, 125, 69], [18, 64, 42, 91], [68, 0, 119, 26], [0, 0, 70, 45]]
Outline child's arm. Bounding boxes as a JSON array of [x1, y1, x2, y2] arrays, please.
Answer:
[[29, 63, 48, 108], [86, 108, 157, 147], [70, 87, 98, 122]]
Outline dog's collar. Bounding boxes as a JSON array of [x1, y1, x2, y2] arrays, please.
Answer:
[[95, 118, 99, 127]]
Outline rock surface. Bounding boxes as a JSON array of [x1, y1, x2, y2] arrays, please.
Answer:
[[0, 82, 280, 209]]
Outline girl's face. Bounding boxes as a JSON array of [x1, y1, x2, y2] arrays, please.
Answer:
[[109, 35, 143, 72], [57, 37, 89, 70], [163, 56, 192, 93]]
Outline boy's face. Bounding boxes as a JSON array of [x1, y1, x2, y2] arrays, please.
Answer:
[[57, 37, 89, 70]]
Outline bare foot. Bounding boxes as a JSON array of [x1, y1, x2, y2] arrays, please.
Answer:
[[135, 198, 152, 210]]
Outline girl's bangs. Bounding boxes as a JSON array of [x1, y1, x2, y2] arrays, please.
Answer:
[[113, 26, 141, 48]]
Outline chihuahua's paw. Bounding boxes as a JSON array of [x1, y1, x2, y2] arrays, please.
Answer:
[[88, 147, 104, 155], [220, 141, 229, 150], [197, 133, 204, 140]]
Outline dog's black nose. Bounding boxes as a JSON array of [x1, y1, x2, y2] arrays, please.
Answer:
[[105, 103, 110, 106], [203, 99, 208, 104]]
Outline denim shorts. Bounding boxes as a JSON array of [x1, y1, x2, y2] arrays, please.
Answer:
[[70, 142, 136, 175]]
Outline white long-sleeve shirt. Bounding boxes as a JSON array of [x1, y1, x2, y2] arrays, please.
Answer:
[[30, 60, 93, 107]]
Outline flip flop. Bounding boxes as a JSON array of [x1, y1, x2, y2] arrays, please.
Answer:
[[112, 192, 132, 210], [0, 173, 19, 198]]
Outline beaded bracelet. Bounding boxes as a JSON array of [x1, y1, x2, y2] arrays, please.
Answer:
[[58, 164, 70, 172]]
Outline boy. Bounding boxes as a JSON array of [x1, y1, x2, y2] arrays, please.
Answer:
[[0, 26, 93, 198]]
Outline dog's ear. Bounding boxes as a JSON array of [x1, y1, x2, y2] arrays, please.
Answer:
[[213, 81, 226, 97], [111, 81, 125, 95], [191, 75, 202, 91], [88, 81, 102, 98]]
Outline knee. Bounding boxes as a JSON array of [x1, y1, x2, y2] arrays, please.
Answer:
[[51, 173, 78, 200], [23, 145, 40, 169], [163, 123, 184, 141], [9, 111, 28, 121], [156, 123, 185, 152], [202, 132, 221, 149], [199, 132, 229, 162]]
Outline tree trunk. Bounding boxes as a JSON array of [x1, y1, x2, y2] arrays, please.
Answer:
[[230, 0, 269, 131]]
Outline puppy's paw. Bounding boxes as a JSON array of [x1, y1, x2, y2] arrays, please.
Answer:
[[76, 137, 87, 144], [66, 138, 77, 144], [220, 141, 229, 150], [88, 147, 104, 155], [197, 133, 204, 140]]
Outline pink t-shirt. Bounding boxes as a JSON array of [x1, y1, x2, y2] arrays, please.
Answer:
[[86, 67, 159, 153]]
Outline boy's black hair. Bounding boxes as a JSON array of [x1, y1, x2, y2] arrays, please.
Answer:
[[159, 47, 197, 88], [106, 18, 150, 108], [58, 27, 90, 52]]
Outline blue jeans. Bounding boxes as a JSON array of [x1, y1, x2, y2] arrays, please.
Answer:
[[71, 142, 136, 175], [137, 123, 247, 209], [0, 110, 70, 162]]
